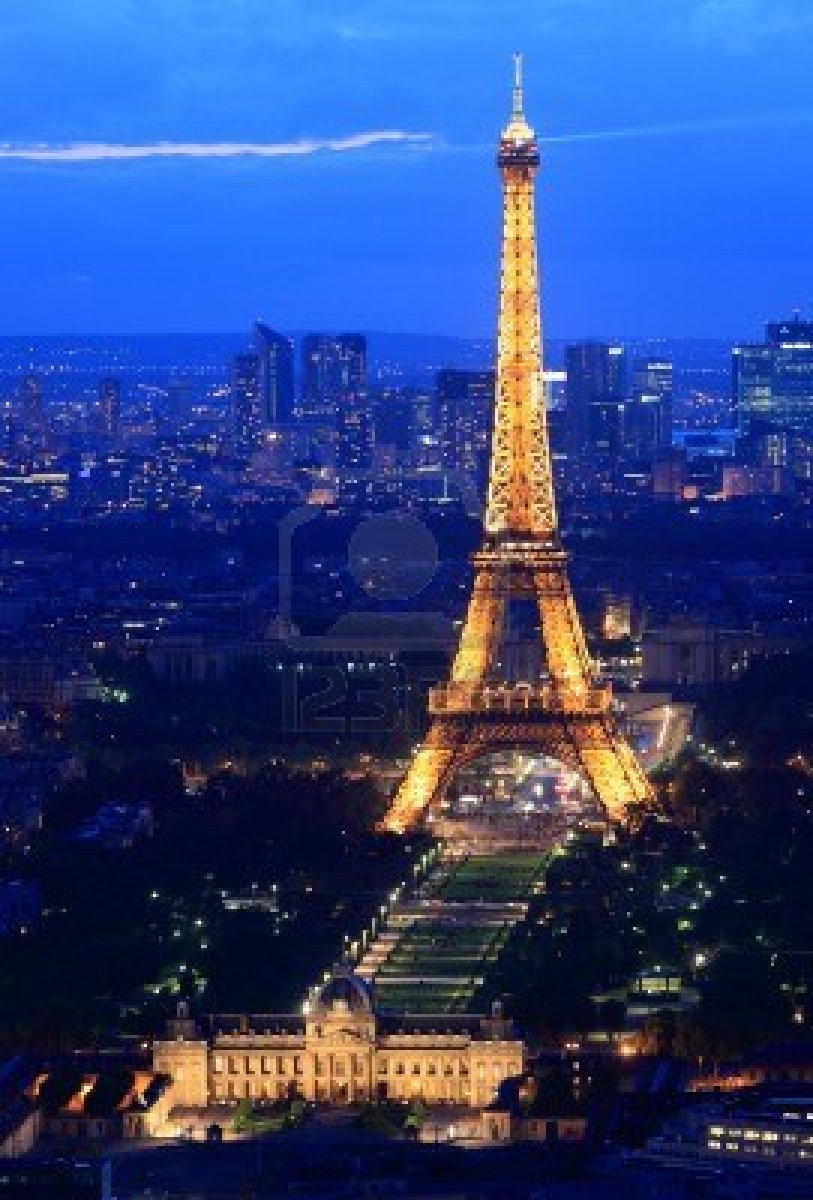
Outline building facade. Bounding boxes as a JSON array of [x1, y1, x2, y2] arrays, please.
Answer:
[[628, 358, 673, 458], [565, 342, 626, 454], [153, 975, 524, 1111], [436, 368, 495, 492], [230, 353, 262, 453], [734, 317, 813, 438], [254, 322, 295, 428]]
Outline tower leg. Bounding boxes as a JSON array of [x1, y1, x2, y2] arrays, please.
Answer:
[[571, 719, 654, 819], [533, 566, 592, 688], [382, 723, 463, 835], [450, 570, 504, 684]]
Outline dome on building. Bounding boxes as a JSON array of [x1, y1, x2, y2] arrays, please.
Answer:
[[316, 972, 373, 1015]]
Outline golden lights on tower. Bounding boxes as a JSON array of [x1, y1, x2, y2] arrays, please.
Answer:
[[382, 58, 653, 835]]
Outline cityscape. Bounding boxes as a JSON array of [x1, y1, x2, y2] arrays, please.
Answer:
[[1, 4, 813, 1200]]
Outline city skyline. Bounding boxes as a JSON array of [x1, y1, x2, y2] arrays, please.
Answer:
[[1, 0, 812, 338]]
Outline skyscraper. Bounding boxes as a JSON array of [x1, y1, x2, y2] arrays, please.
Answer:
[[98, 378, 121, 438], [627, 358, 674, 458], [231, 353, 262, 453], [0, 402, 13, 461], [254, 322, 295, 428], [300, 335, 370, 469], [436, 368, 495, 491], [734, 318, 813, 437], [564, 342, 626, 453], [301, 334, 367, 421], [21, 375, 44, 435]]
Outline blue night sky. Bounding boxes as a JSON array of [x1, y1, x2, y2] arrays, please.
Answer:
[[1, 0, 812, 339]]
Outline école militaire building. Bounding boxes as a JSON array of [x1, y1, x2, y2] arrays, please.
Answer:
[[153, 973, 524, 1113]]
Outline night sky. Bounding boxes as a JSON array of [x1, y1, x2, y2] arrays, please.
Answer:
[[1, 0, 812, 338]]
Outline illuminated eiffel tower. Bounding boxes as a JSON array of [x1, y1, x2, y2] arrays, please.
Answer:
[[383, 56, 653, 834]]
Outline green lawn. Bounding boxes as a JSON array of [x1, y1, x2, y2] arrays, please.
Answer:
[[437, 852, 550, 903], [372, 853, 552, 1014]]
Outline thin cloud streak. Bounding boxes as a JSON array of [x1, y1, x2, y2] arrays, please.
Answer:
[[0, 131, 435, 163], [541, 111, 813, 145]]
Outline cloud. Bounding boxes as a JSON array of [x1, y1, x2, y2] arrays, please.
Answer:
[[0, 131, 435, 163], [677, 0, 813, 51], [542, 110, 813, 146]]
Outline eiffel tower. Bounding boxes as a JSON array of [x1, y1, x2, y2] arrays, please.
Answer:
[[383, 56, 653, 835]]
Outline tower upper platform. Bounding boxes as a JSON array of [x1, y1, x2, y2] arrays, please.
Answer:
[[498, 53, 540, 168]]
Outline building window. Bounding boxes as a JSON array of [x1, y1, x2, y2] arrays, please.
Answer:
[[378, 1060, 388, 1075], [213, 1056, 224, 1074]]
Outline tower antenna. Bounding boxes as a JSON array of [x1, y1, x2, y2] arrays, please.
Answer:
[[513, 51, 524, 117]]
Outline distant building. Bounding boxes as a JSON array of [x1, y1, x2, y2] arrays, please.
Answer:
[[231, 353, 262, 453], [254, 322, 295, 428], [300, 334, 367, 424], [436, 368, 495, 490], [627, 358, 673, 458], [649, 1093, 813, 1173], [721, 463, 789, 500], [20, 376, 44, 434], [642, 620, 807, 688], [0, 404, 14, 460], [98, 378, 121, 438], [564, 342, 626, 453], [734, 317, 813, 438], [153, 973, 524, 1112]]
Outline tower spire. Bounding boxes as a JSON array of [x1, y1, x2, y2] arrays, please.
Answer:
[[513, 51, 524, 118]]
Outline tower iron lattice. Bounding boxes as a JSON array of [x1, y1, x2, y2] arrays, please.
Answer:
[[382, 56, 653, 834]]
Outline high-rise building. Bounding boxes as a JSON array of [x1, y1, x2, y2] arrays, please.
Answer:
[[254, 323, 295, 428], [98, 378, 121, 438], [564, 342, 626, 453], [300, 335, 370, 470], [231, 353, 262, 452], [373, 388, 416, 466], [436, 368, 495, 490], [0, 402, 14, 460], [734, 317, 813, 438], [300, 335, 366, 424], [20, 376, 44, 435], [627, 358, 673, 458]]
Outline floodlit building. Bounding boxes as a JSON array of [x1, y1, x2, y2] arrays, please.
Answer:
[[153, 973, 524, 1114]]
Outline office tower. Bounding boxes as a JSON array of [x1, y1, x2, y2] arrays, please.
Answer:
[[20, 376, 44, 434], [436, 368, 495, 490], [0, 403, 13, 460], [231, 353, 262, 453], [254, 322, 295, 428], [734, 317, 813, 437], [300, 334, 367, 425], [300, 335, 370, 471], [564, 342, 626, 453], [627, 358, 674, 458], [98, 378, 121, 437], [373, 388, 415, 464]]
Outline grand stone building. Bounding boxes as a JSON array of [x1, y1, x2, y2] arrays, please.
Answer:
[[154, 974, 524, 1111]]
